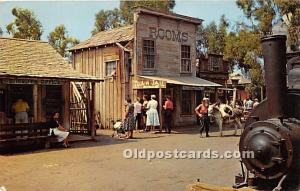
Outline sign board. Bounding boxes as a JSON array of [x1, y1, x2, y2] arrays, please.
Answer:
[[133, 79, 166, 89], [182, 86, 204, 91], [149, 27, 188, 42], [1, 79, 62, 85]]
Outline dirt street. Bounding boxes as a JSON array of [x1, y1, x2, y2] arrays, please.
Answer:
[[0, 127, 242, 191]]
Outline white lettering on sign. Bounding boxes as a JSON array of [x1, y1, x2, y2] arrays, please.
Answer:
[[149, 27, 188, 42]]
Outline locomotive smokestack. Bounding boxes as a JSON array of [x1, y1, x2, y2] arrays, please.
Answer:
[[261, 35, 287, 118]]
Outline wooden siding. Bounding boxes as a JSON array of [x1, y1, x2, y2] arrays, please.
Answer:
[[73, 46, 123, 129]]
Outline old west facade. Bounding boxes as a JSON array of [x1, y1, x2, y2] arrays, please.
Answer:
[[70, 7, 221, 129], [0, 38, 102, 137]]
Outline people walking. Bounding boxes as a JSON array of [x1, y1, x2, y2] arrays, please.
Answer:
[[134, 97, 142, 130], [145, 94, 160, 131], [195, 98, 210, 137], [124, 98, 135, 139], [163, 95, 174, 134]]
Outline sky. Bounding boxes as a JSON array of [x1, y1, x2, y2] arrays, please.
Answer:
[[0, 0, 246, 42]]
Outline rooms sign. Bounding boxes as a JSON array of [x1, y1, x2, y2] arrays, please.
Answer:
[[149, 27, 188, 42]]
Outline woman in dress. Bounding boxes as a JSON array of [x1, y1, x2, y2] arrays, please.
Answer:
[[48, 112, 70, 147], [124, 98, 135, 139], [146, 95, 160, 131]]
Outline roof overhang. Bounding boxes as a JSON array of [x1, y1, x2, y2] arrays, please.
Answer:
[[135, 75, 221, 89]]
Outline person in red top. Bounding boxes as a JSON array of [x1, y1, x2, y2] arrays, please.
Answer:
[[195, 98, 210, 137], [163, 95, 174, 134]]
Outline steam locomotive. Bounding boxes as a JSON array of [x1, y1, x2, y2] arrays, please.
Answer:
[[234, 35, 300, 190]]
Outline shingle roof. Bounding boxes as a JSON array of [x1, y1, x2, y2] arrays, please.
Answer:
[[0, 37, 102, 82], [69, 25, 134, 51]]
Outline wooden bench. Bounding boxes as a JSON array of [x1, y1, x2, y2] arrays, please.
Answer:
[[0, 123, 57, 149]]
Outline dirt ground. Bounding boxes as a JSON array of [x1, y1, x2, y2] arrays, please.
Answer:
[[0, 126, 242, 191]]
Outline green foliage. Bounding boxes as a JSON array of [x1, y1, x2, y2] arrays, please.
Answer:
[[196, 15, 229, 55], [48, 24, 79, 57], [6, 8, 43, 40], [92, 0, 175, 35], [119, 0, 176, 24], [0, 27, 3, 36], [91, 8, 123, 35], [224, 30, 263, 86]]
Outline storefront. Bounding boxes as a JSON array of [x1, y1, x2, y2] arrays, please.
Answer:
[[70, 7, 221, 129], [0, 38, 102, 137]]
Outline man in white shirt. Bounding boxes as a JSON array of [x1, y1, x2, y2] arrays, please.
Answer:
[[134, 97, 142, 130]]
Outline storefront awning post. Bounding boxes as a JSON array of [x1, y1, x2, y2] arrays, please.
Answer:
[[90, 82, 96, 139], [159, 88, 163, 132]]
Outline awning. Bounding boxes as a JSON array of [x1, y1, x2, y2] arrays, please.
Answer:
[[136, 75, 221, 89]]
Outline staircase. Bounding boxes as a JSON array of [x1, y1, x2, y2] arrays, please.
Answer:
[[70, 82, 88, 134]]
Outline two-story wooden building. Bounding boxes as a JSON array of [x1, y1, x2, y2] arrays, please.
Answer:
[[197, 53, 229, 102], [69, 7, 221, 129]]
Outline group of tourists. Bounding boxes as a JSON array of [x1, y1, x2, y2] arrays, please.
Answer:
[[122, 94, 174, 139], [194, 96, 260, 138]]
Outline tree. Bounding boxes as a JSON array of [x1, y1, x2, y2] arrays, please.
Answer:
[[196, 15, 229, 55], [119, 0, 176, 24], [0, 27, 3, 36], [224, 30, 263, 86], [6, 8, 43, 40], [91, 8, 123, 35], [48, 25, 79, 57], [91, 0, 176, 35]]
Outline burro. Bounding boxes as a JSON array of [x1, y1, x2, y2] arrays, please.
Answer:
[[148, 27, 188, 42]]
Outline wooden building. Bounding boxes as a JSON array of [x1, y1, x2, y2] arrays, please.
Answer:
[[227, 73, 251, 101], [70, 7, 221, 129], [0, 38, 102, 137], [196, 54, 229, 102]]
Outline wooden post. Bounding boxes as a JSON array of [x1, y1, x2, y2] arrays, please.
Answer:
[[63, 82, 70, 129], [33, 85, 38, 123], [90, 82, 96, 139], [159, 88, 163, 132], [232, 88, 237, 108]]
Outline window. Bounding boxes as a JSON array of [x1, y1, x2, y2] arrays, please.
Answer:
[[143, 40, 155, 69], [181, 90, 192, 114], [181, 45, 191, 72], [209, 57, 221, 72], [106, 61, 116, 76]]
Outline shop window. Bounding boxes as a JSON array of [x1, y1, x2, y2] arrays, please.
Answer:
[[181, 90, 192, 114], [181, 45, 191, 72], [106, 61, 116, 76], [143, 40, 155, 69], [209, 56, 221, 72]]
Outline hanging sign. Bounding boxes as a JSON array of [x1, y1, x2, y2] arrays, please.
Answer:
[[133, 79, 166, 89], [1, 79, 62, 85]]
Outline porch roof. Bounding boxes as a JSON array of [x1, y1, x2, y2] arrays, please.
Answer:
[[0, 38, 103, 82], [138, 75, 222, 87]]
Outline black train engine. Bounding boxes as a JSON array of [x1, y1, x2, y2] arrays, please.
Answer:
[[234, 35, 300, 190]]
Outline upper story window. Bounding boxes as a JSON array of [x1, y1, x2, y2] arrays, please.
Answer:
[[209, 57, 221, 72], [143, 40, 155, 69], [181, 45, 191, 73], [106, 61, 116, 76]]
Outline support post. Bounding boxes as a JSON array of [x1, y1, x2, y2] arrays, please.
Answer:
[[33, 85, 38, 123], [159, 88, 163, 132], [90, 82, 96, 139]]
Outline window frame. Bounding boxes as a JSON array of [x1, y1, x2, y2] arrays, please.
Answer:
[[209, 56, 221, 72], [142, 38, 156, 70], [105, 60, 117, 77], [180, 44, 192, 73]]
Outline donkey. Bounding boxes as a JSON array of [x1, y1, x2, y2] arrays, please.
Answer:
[[208, 103, 243, 137]]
